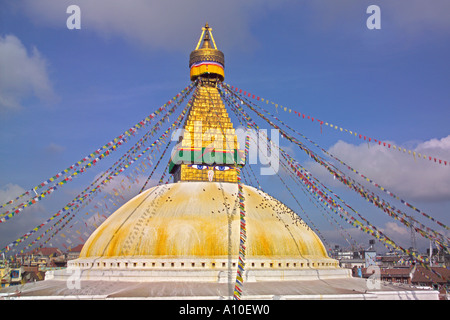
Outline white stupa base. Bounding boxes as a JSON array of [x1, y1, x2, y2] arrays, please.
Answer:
[[46, 256, 347, 283], [2, 257, 428, 300], [1, 277, 439, 300]]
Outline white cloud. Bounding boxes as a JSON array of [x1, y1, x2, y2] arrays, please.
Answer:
[[382, 221, 409, 236], [322, 221, 422, 252], [0, 183, 49, 250], [0, 34, 57, 111], [0, 183, 26, 204], [45, 142, 66, 154], [418, 136, 450, 155], [20, 0, 282, 52], [305, 135, 450, 202], [14, 0, 450, 55]]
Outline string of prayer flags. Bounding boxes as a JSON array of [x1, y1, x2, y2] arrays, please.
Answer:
[[233, 111, 331, 249], [34, 94, 193, 251], [0, 83, 196, 224], [225, 83, 449, 168], [219, 84, 449, 262], [222, 83, 450, 239], [243, 89, 450, 266], [139, 90, 197, 193], [233, 128, 250, 300], [226, 86, 400, 254], [229, 88, 360, 251], [0, 85, 197, 254], [0, 82, 197, 213]]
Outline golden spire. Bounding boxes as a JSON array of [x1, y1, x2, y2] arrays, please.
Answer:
[[170, 23, 243, 183], [169, 86, 240, 183]]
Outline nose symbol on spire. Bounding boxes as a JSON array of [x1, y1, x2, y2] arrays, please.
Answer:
[[208, 170, 214, 182]]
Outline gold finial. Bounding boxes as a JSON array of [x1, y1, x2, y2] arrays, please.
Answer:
[[195, 22, 216, 50], [189, 23, 225, 81], [201, 29, 212, 49]]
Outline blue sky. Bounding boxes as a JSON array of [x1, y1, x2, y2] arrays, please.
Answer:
[[1, 0, 449, 255]]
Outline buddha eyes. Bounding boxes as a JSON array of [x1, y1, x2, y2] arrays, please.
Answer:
[[190, 164, 208, 170], [189, 164, 231, 171], [214, 165, 230, 171]]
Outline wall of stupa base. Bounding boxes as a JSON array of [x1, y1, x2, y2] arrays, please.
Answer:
[[47, 256, 350, 283]]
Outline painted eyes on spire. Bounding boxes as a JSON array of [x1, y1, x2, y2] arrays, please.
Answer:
[[188, 164, 231, 171], [214, 165, 230, 171], [190, 164, 208, 170]]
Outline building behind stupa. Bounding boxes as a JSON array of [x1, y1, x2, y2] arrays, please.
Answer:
[[0, 24, 439, 300]]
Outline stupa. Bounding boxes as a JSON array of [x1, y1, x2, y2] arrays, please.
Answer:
[[58, 22, 343, 285], [0, 24, 439, 300]]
